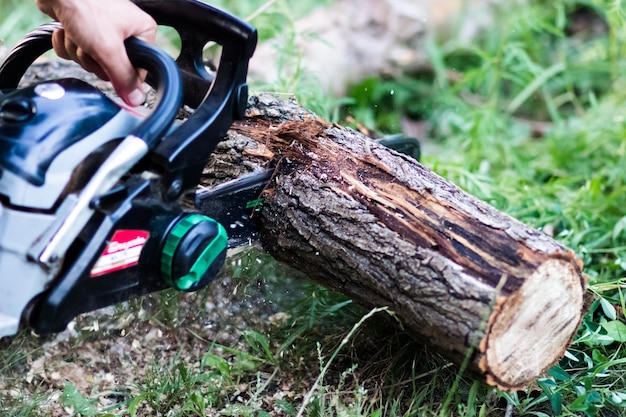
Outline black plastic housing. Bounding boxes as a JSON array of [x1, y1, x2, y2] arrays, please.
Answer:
[[28, 179, 180, 334]]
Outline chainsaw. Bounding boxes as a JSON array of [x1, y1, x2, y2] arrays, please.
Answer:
[[0, 0, 257, 338]]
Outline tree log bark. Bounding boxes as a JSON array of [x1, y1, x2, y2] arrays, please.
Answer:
[[200, 94, 587, 391]]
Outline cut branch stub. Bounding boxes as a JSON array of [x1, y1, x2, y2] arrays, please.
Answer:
[[228, 95, 587, 391]]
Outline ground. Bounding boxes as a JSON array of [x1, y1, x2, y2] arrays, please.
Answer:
[[1, 251, 317, 416]]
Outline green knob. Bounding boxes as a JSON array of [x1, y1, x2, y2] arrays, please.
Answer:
[[161, 213, 228, 291]]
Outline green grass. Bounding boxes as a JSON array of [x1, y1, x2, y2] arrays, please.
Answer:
[[0, 0, 47, 48], [4, 0, 626, 415]]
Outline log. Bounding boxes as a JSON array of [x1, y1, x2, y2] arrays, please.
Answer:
[[18, 60, 587, 390], [199, 94, 587, 391]]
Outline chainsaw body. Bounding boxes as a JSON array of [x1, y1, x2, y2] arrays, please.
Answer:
[[0, 0, 257, 337]]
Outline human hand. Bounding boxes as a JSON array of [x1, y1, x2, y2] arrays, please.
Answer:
[[36, 0, 157, 106]]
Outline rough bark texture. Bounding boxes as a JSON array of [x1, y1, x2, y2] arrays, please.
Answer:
[[201, 94, 587, 391]]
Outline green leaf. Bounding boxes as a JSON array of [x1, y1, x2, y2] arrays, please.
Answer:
[[569, 394, 590, 412], [592, 349, 608, 363], [127, 393, 147, 417], [326, 299, 353, 313], [243, 330, 276, 365], [506, 62, 565, 113], [188, 391, 206, 414], [612, 216, 626, 240], [600, 297, 617, 320], [275, 398, 296, 416], [610, 392, 624, 405], [202, 353, 232, 378], [60, 381, 98, 416], [563, 349, 578, 362], [177, 361, 189, 381], [537, 377, 557, 391], [550, 390, 562, 416], [587, 390, 602, 403], [548, 365, 571, 382], [601, 320, 626, 342]]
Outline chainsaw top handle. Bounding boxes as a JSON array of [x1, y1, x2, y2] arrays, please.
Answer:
[[0, 0, 257, 199], [133, 0, 257, 110], [0, 21, 183, 149], [124, 36, 183, 148]]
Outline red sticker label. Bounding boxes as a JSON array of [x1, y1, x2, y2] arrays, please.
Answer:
[[90, 229, 150, 277]]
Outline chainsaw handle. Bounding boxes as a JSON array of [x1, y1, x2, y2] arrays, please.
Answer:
[[0, 22, 58, 89], [133, 0, 257, 109], [129, 0, 257, 197], [0, 23, 183, 149], [124, 36, 182, 148]]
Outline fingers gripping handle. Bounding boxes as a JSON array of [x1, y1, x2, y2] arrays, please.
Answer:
[[0, 25, 182, 149], [124, 37, 182, 148]]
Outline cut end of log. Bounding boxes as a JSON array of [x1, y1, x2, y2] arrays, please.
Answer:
[[480, 259, 585, 390]]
